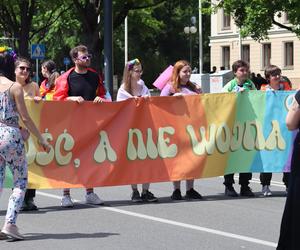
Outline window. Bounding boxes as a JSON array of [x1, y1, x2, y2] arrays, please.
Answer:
[[262, 43, 271, 68], [242, 45, 250, 63], [284, 42, 294, 67], [222, 46, 230, 70], [222, 10, 231, 30]]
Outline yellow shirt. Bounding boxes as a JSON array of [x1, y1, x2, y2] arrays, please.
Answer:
[[23, 82, 40, 99]]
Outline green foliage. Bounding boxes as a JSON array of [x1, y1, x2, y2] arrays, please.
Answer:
[[205, 0, 300, 41], [0, 0, 211, 86]]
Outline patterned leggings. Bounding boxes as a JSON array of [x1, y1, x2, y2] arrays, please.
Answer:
[[0, 158, 27, 225], [0, 126, 27, 225]]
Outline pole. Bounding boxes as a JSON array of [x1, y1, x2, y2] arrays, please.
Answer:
[[199, 0, 203, 74], [35, 59, 39, 83], [189, 33, 192, 66], [104, 0, 113, 99], [239, 30, 242, 60], [125, 16, 128, 64]]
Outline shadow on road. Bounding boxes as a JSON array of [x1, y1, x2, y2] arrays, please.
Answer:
[[0, 191, 287, 215], [22, 232, 120, 241]]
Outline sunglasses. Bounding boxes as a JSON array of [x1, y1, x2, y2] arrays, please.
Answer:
[[133, 69, 143, 74], [18, 66, 31, 71], [77, 54, 92, 61]]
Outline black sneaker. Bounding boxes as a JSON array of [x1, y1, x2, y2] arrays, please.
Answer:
[[141, 190, 158, 202], [185, 188, 203, 200], [131, 190, 142, 202], [240, 186, 255, 197], [21, 198, 38, 211], [225, 186, 238, 197], [171, 189, 182, 200]]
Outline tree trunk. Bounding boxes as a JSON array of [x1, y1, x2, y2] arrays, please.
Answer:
[[18, 0, 35, 58]]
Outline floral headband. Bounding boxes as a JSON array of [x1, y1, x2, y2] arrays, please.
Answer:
[[128, 58, 140, 70], [0, 46, 17, 60]]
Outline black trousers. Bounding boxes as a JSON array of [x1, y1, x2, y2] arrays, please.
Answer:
[[223, 173, 252, 187], [260, 173, 290, 187], [24, 189, 36, 201]]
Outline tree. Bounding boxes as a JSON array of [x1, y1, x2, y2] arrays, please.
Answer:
[[116, 0, 211, 84], [0, 0, 71, 57], [206, 0, 300, 41], [70, 0, 168, 71]]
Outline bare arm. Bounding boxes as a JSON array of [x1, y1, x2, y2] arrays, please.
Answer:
[[286, 98, 300, 130], [11, 84, 49, 150], [33, 81, 41, 97]]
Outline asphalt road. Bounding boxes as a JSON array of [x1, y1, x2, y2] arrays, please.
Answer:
[[0, 173, 286, 250]]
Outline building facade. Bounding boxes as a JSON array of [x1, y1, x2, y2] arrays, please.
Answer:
[[210, 5, 300, 87]]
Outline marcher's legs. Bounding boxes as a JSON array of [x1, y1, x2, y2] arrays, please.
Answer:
[[5, 159, 27, 225], [185, 179, 202, 199], [223, 174, 238, 197], [85, 188, 103, 205], [173, 181, 181, 190], [61, 188, 73, 207], [0, 157, 6, 200], [131, 184, 142, 202], [171, 181, 182, 200], [186, 179, 194, 190], [24, 189, 36, 200], [22, 189, 37, 210], [283, 172, 290, 189], [260, 173, 272, 186], [223, 174, 234, 187], [239, 173, 254, 197], [141, 183, 157, 202], [142, 183, 150, 191], [260, 173, 272, 196]]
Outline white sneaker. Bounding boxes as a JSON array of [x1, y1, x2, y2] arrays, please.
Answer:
[[1, 223, 24, 240], [85, 192, 104, 205], [61, 195, 74, 207], [262, 185, 272, 196]]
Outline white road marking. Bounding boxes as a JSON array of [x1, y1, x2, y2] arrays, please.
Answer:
[[36, 191, 277, 248]]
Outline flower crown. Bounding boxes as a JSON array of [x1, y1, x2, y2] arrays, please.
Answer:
[[0, 46, 17, 60], [128, 58, 140, 70]]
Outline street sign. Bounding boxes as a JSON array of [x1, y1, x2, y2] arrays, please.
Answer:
[[31, 44, 45, 60], [63, 57, 71, 65]]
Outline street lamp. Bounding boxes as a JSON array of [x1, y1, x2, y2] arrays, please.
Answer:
[[184, 16, 197, 67]]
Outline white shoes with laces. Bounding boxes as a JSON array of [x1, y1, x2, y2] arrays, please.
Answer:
[[1, 223, 24, 240], [85, 192, 104, 205], [262, 185, 272, 196], [61, 195, 74, 207], [61, 193, 104, 207]]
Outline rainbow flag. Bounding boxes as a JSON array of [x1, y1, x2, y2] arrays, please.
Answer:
[[4, 91, 295, 189]]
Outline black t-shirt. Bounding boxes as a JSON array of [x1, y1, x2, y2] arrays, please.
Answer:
[[68, 70, 99, 101]]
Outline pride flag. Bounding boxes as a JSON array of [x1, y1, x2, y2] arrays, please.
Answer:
[[4, 91, 295, 189]]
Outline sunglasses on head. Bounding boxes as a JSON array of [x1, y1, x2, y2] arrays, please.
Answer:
[[77, 54, 92, 61], [18, 66, 31, 71]]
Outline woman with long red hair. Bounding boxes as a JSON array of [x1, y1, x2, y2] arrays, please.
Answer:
[[160, 60, 202, 200]]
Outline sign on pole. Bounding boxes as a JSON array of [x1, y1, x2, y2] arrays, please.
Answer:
[[31, 44, 45, 60], [31, 44, 45, 83], [63, 57, 71, 71]]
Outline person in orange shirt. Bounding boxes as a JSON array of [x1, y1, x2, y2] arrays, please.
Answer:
[[260, 65, 291, 196], [40, 60, 60, 100]]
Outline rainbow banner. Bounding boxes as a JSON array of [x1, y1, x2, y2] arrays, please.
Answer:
[[4, 91, 295, 189]]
